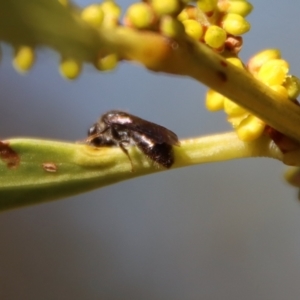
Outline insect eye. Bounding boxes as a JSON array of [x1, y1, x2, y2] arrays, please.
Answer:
[[89, 137, 104, 146], [88, 123, 99, 137]]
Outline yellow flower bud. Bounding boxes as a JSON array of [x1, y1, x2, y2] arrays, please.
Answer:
[[13, 46, 35, 73], [160, 16, 185, 38], [197, 0, 217, 14], [125, 3, 155, 29], [182, 19, 204, 40], [227, 1, 253, 17], [247, 49, 281, 75], [283, 75, 300, 99], [81, 4, 104, 27], [177, 5, 199, 21], [204, 25, 227, 49], [151, 0, 182, 16], [224, 98, 247, 116], [226, 57, 244, 69], [60, 58, 82, 80], [227, 114, 248, 128], [94, 53, 118, 71], [236, 115, 265, 141], [257, 59, 289, 86], [100, 1, 121, 27], [222, 13, 250, 35], [205, 89, 225, 111], [178, 5, 197, 21]]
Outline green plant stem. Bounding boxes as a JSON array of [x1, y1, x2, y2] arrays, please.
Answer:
[[2, 0, 300, 144], [0, 133, 282, 211], [107, 28, 300, 143], [176, 132, 282, 165]]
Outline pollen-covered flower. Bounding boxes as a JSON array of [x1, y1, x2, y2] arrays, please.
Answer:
[[206, 49, 300, 142]]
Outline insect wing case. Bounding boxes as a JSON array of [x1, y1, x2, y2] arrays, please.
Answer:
[[103, 111, 180, 146], [130, 131, 175, 168]]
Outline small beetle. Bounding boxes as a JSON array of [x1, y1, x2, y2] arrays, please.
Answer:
[[86, 110, 180, 169]]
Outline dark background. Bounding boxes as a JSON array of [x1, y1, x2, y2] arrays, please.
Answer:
[[1, 1, 300, 299]]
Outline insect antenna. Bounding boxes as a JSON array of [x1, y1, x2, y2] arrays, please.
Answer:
[[86, 126, 110, 143], [85, 132, 102, 143]]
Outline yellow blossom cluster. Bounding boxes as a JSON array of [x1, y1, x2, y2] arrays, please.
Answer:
[[124, 0, 252, 53], [206, 49, 300, 141], [12, 0, 253, 79], [13, 0, 122, 79]]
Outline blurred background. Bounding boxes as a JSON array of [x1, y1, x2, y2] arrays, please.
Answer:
[[1, 1, 300, 299]]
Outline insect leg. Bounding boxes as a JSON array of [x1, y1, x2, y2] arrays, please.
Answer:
[[118, 143, 134, 172]]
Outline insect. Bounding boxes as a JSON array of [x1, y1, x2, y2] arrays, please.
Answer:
[[86, 110, 180, 169]]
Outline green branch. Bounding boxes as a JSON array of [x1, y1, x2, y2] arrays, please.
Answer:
[[2, 0, 300, 143], [1, 0, 299, 200], [0, 133, 282, 211]]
